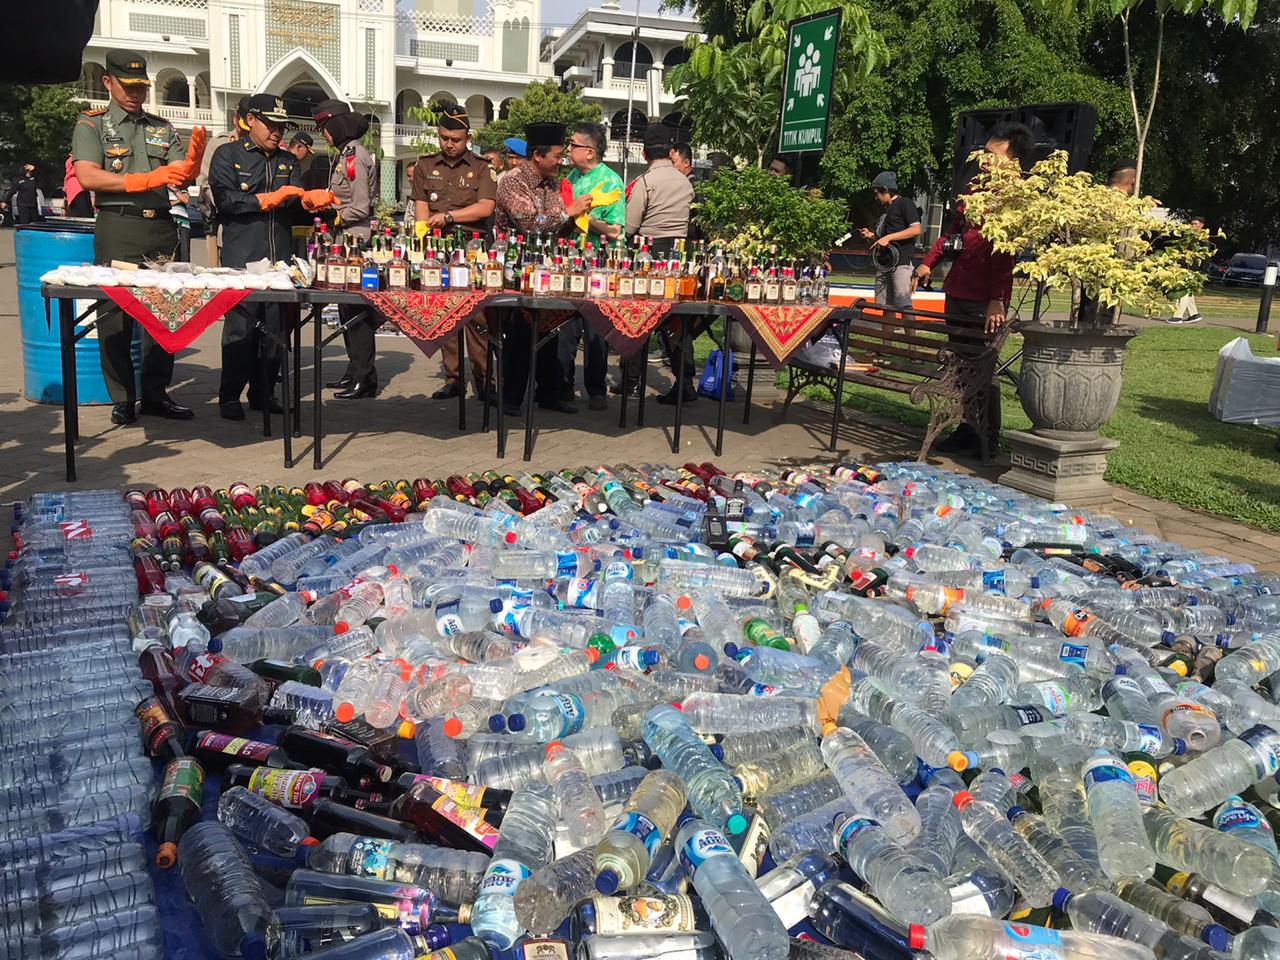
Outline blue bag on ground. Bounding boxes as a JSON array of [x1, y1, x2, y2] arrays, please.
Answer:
[[698, 348, 734, 400]]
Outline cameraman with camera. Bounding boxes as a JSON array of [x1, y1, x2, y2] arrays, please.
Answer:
[[861, 171, 921, 316], [914, 120, 1034, 456]]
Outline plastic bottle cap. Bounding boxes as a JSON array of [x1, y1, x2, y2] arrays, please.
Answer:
[[442, 717, 462, 738], [723, 642, 739, 659], [693, 653, 711, 671], [710, 743, 725, 761], [300, 836, 320, 846], [335, 702, 356, 723], [675, 595, 692, 611], [488, 714, 506, 732], [207, 636, 224, 654], [504, 532, 517, 544], [1050, 888, 1072, 912], [952, 790, 974, 811], [489, 598, 504, 613], [1172, 738, 1188, 756], [947, 751, 975, 772], [398, 720, 417, 739], [508, 714, 526, 732], [584, 647, 601, 664], [545, 741, 563, 758], [155, 842, 178, 869], [333, 621, 350, 635], [1202, 924, 1230, 951], [726, 812, 748, 835], [595, 869, 622, 895], [907, 925, 926, 951], [1007, 806, 1025, 822]]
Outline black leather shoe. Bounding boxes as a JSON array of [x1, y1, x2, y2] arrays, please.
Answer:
[[139, 395, 194, 420], [110, 402, 137, 425], [656, 386, 697, 406], [219, 400, 245, 421], [248, 397, 284, 414], [326, 375, 355, 389], [588, 395, 608, 411], [335, 378, 378, 400], [935, 427, 980, 454], [538, 399, 578, 414], [431, 383, 462, 400]]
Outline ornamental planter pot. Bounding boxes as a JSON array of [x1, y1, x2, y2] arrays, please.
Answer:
[[1000, 320, 1139, 504]]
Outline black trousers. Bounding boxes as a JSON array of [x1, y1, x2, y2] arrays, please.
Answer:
[[557, 317, 607, 399], [66, 193, 93, 218], [219, 302, 281, 404], [339, 304, 385, 381], [945, 295, 1001, 442], [502, 310, 564, 406]]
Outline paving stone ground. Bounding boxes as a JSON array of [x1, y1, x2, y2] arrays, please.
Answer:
[[1, 230, 1275, 572]]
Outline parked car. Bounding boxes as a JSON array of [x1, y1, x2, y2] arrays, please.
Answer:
[[1205, 257, 1229, 285], [1223, 253, 1275, 287]]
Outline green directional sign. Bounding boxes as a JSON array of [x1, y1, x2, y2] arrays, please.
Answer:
[[778, 8, 842, 155]]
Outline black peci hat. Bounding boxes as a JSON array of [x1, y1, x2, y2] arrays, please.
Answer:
[[525, 122, 566, 151]]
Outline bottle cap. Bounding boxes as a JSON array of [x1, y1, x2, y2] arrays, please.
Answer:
[[398, 720, 417, 739], [1202, 924, 1230, 952], [504, 532, 517, 544], [595, 868, 621, 895], [508, 714, 526, 732], [951, 790, 974, 811], [335, 702, 356, 723], [333, 621, 350, 635], [709, 743, 724, 761], [489, 598, 504, 613], [300, 836, 319, 846], [1172, 737, 1187, 756], [675, 595, 692, 612], [947, 751, 976, 772], [155, 842, 178, 869], [207, 636, 224, 653], [545, 741, 563, 758], [723, 642, 739, 659], [442, 717, 462, 738], [693, 653, 711, 671], [726, 812, 748, 835], [907, 925, 926, 951], [1007, 806, 1026, 822], [1050, 888, 1072, 912], [488, 714, 506, 732]]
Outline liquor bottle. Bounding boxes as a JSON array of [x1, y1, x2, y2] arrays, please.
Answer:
[[763, 267, 781, 304], [449, 241, 471, 291], [422, 240, 444, 293], [635, 242, 653, 293], [483, 252, 503, 293], [309, 798, 421, 842], [361, 243, 380, 291], [344, 240, 363, 292], [279, 727, 395, 785], [548, 256, 567, 296], [387, 245, 409, 291], [648, 258, 667, 300], [408, 232, 425, 267], [679, 252, 698, 302], [663, 260, 679, 301], [505, 234, 523, 290], [797, 267, 814, 305], [193, 729, 305, 770], [136, 695, 187, 762], [815, 267, 830, 305], [466, 231, 484, 270], [745, 261, 763, 303], [710, 250, 727, 301], [391, 781, 501, 853], [781, 267, 798, 304], [726, 258, 745, 302], [225, 763, 357, 809], [569, 257, 588, 297], [617, 259, 635, 299], [588, 258, 608, 298], [154, 756, 205, 868]]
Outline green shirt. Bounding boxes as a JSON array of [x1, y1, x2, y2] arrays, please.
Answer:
[[568, 162, 625, 248], [71, 100, 183, 210]]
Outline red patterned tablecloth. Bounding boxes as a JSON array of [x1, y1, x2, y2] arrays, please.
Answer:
[[100, 286, 252, 353], [731, 304, 837, 368], [361, 290, 489, 357]]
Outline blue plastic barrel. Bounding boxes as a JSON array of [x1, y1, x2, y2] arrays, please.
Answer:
[[16, 221, 139, 405]]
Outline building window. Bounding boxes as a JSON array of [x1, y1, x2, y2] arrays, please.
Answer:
[[612, 42, 653, 79], [610, 108, 647, 141], [128, 13, 206, 37], [228, 16, 241, 87], [501, 17, 530, 74], [365, 29, 376, 98]]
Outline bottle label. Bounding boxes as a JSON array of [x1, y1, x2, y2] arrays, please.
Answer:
[[609, 811, 661, 857], [549, 274, 566, 293], [485, 267, 503, 289], [618, 276, 634, 297], [1061, 609, 1092, 636], [434, 598, 466, 636], [135, 700, 176, 755], [981, 570, 1006, 591], [423, 268, 443, 289], [1162, 701, 1214, 726], [1102, 676, 1143, 700], [1001, 922, 1064, 959], [59, 518, 93, 540], [1011, 704, 1048, 726], [1028, 680, 1071, 715], [186, 650, 230, 683], [564, 578, 597, 608], [1082, 757, 1135, 791], [749, 683, 780, 697], [1127, 757, 1158, 806], [196, 731, 275, 762], [248, 767, 320, 809], [478, 858, 530, 898], [737, 813, 770, 878], [678, 827, 734, 874], [1135, 723, 1166, 755], [389, 265, 407, 289], [414, 775, 490, 809], [518, 939, 572, 960], [1215, 804, 1267, 834], [1058, 643, 1089, 668], [348, 836, 394, 878], [569, 275, 586, 294], [159, 757, 204, 803], [552, 692, 585, 737], [949, 661, 975, 689], [604, 560, 632, 582], [556, 551, 580, 578], [834, 816, 878, 855], [1238, 724, 1280, 780], [431, 793, 500, 849], [588, 895, 697, 934], [649, 277, 665, 298]]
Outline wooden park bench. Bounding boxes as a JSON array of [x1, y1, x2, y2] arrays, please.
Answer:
[[771, 298, 1017, 462]]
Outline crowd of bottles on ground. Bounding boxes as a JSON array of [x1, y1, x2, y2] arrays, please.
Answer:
[[306, 221, 832, 305], [10, 460, 1280, 960]]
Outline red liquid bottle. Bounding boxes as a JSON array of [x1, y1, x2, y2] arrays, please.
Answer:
[[322, 480, 349, 503], [145, 488, 172, 519], [224, 525, 255, 562], [134, 555, 165, 594], [304, 482, 329, 506], [191, 485, 218, 511], [169, 487, 196, 518], [129, 509, 157, 539], [123, 489, 149, 513], [153, 511, 184, 540], [139, 644, 187, 719], [411, 479, 437, 508], [228, 482, 257, 510], [196, 506, 227, 536], [134, 695, 186, 761], [445, 475, 476, 502]]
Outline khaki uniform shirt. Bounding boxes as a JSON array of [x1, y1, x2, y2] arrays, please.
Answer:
[[329, 141, 377, 242], [410, 150, 497, 229], [625, 158, 694, 240], [71, 101, 182, 213]]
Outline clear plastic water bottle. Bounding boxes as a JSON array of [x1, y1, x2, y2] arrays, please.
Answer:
[[911, 913, 1156, 960], [1081, 750, 1156, 881], [674, 818, 789, 960], [593, 769, 687, 894], [1008, 807, 1107, 894], [543, 741, 608, 846], [830, 813, 950, 925], [1159, 724, 1280, 817], [642, 704, 747, 836], [1056, 889, 1206, 960], [1143, 804, 1273, 897], [306, 832, 488, 903], [469, 781, 558, 949], [819, 726, 920, 844], [951, 790, 1060, 907], [178, 820, 281, 959], [513, 848, 595, 935], [217, 785, 316, 858]]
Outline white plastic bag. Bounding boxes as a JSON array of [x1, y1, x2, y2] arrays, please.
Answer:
[[1208, 337, 1280, 427]]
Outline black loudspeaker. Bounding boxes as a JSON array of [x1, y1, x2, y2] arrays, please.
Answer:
[[950, 101, 1098, 199]]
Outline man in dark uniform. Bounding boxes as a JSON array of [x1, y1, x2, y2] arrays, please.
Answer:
[[410, 102, 496, 401], [72, 49, 206, 424], [290, 131, 330, 191], [206, 93, 308, 421], [12, 163, 41, 224]]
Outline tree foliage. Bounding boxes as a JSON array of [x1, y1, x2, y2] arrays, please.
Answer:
[[694, 165, 848, 261], [966, 151, 1212, 321], [666, 0, 890, 167], [463, 81, 602, 155], [0, 84, 86, 190]]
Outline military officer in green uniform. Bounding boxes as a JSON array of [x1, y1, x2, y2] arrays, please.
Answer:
[[71, 49, 207, 425]]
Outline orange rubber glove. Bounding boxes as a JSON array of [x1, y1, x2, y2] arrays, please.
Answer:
[[300, 189, 339, 212], [173, 125, 208, 181], [256, 185, 304, 211], [122, 165, 188, 193]]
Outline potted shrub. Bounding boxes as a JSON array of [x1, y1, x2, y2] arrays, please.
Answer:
[[961, 151, 1211, 499]]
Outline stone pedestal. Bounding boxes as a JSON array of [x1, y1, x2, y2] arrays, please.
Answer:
[[999, 429, 1119, 504]]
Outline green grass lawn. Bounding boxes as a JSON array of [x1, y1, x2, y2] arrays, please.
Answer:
[[776, 326, 1280, 531]]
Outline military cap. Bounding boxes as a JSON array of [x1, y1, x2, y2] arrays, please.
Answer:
[[105, 50, 150, 84]]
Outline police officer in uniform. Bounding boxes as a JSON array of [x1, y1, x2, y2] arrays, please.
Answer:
[[410, 103, 497, 402], [207, 94, 326, 420], [71, 49, 207, 424]]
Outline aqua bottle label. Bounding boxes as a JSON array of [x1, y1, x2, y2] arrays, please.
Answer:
[[609, 812, 661, 857], [478, 858, 531, 898], [833, 816, 877, 855], [1082, 756, 1135, 790], [551, 693, 585, 738], [679, 828, 734, 873]]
